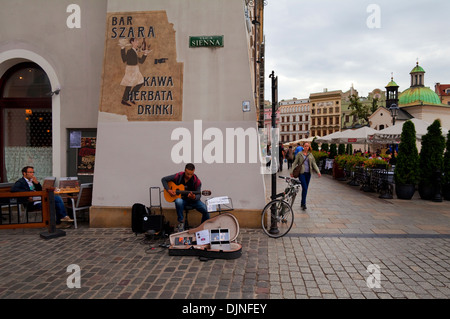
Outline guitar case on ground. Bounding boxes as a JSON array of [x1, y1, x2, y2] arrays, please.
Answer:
[[168, 212, 242, 260]]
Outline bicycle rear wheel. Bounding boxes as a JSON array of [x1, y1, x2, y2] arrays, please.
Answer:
[[261, 199, 294, 238]]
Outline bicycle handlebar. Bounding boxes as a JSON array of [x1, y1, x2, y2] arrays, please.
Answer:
[[279, 176, 301, 185]]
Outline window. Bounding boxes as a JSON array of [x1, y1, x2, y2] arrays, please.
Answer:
[[0, 62, 52, 183], [2, 66, 51, 98]]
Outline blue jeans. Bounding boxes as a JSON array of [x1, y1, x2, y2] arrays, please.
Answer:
[[298, 172, 312, 206], [174, 198, 210, 223], [34, 195, 68, 224]]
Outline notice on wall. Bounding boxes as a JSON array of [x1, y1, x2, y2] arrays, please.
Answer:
[[99, 11, 183, 121]]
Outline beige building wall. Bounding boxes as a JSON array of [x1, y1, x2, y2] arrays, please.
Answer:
[[0, 0, 107, 179], [310, 90, 342, 137], [403, 106, 450, 131], [92, 0, 265, 227], [368, 107, 393, 131], [0, 0, 266, 227]]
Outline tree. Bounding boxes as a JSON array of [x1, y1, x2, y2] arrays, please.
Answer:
[[346, 143, 353, 155], [311, 138, 319, 151], [349, 94, 370, 126], [394, 120, 420, 185], [443, 130, 450, 186], [418, 119, 445, 199], [338, 144, 346, 155], [370, 97, 379, 113], [442, 130, 450, 199], [329, 144, 338, 159]]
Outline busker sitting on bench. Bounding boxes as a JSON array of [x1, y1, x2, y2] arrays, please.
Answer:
[[161, 163, 210, 232]]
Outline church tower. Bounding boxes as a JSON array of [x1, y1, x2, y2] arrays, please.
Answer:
[[385, 74, 399, 109], [410, 61, 425, 87]]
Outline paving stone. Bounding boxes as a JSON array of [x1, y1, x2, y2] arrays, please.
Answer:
[[1, 173, 449, 300]]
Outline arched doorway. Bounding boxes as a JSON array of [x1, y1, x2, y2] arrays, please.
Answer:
[[0, 62, 52, 183]]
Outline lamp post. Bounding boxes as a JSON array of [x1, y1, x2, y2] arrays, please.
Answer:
[[389, 104, 399, 126], [389, 104, 400, 153], [269, 70, 279, 235]]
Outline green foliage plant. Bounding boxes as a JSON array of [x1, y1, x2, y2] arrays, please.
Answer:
[[443, 131, 450, 186], [329, 144, 338, 159], [338, 144, 346, 155], [394, 120, 420, 185], [418, 119, 445, 187]]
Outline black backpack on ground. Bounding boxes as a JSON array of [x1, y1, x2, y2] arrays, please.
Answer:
[[131, 203, 166, 235]]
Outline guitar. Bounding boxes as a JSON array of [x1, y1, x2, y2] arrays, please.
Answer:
[[164, 181, 212, 203]]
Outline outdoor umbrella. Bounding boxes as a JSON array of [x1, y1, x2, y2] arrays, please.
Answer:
[[369, 118, 449, 144], [314, 131, 346, 144], [332, 126, 378, 144]]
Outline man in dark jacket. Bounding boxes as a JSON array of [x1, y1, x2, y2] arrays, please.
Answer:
[[11, 166, 73, 226], [161, 163, 209, 232]]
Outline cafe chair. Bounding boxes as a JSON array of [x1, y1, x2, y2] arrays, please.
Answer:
[[42, 177, 56, 190], [58, 176, 79, 189], [65, 183, 93, 229]]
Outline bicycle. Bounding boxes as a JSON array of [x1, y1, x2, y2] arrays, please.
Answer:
[[261, 176, 301, 238]]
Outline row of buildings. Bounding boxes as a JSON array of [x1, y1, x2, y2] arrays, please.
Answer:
[[262, 63, 450, 144]]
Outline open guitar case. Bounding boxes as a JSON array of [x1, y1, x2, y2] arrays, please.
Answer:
[[168, 212, 242, 260]]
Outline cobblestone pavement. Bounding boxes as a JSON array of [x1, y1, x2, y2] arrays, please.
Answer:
[[0, 169, 449, 300]]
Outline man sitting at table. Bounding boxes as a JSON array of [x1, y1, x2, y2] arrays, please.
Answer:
[[11, 166, 73, 227]]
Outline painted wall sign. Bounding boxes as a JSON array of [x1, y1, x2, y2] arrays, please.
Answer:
[[99, 11, 184, 121], [189, 35, 224, 48]]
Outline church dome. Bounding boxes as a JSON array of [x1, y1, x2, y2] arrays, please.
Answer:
[[410, 64, 425, 74], [399, 86, 442, 106], [386, 79, 399, 88], [399, 62, 442, 106]]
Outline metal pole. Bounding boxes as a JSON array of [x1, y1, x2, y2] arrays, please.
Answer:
[[269, 70, 279, 235], [40, 189, 66, 239]]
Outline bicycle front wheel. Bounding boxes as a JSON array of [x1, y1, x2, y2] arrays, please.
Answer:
[[261, 199, 294, 238]]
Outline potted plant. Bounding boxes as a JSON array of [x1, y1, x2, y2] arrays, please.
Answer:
[[311, 138, 319, 151], [418, 119, 445, 201], [338, 144, 346, 155], [394, 120, 420, 199], [363, 158, 388, 169], [441, 131, 450, 200], [333, 153, 346, 180], [329, 144, 338, 159], [312, 150, 329, 173]]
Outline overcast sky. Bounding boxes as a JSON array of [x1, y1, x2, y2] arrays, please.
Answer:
[[263, 0, 450, 101]]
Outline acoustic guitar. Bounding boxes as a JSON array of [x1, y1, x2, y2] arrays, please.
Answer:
[[164, 181, 211, 203]]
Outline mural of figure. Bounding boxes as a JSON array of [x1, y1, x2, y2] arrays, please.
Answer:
[[119, 38, 151, 106]]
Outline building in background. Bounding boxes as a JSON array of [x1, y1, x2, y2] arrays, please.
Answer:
[[399, 62, 450, 129], [435, 83, 450, 106], [309, 89, 342, 137], [278, 98, 310, 143]]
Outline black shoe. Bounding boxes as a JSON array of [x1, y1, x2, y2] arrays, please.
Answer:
[[301, 205, 307, 210]]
